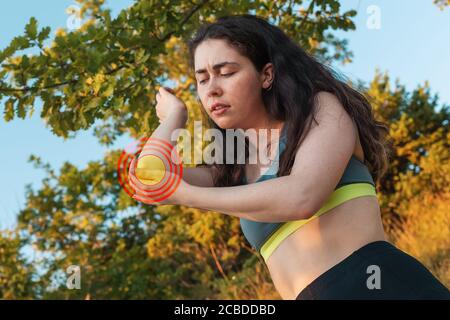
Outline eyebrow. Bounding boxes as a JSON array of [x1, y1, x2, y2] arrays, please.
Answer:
[[195, 61, 240, 75]]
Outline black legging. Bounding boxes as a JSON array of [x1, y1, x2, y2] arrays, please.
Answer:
[[296, 241, 450, 300]]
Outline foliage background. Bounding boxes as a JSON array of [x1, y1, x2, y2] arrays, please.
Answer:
[[0, 0, 449, 299]]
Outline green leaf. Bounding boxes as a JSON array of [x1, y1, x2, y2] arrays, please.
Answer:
[[37, 26, 51, 43], [111, 97, 124, 109], [102, 82, 115, 97], [85, 97, 102, 111], [10, 36, 30, 51], [135, 49, 146, 63], [3, 98, 15, 121], [87, 51, 103, 73], [329, 0, 340, 12], [17, 100, 27, 119], [25, 17, 38, 40], [21, 55, 30, 69], [77, 110, 88, 128], [0, 36, 30, 62]]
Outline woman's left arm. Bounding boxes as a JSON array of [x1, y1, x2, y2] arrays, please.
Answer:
[[183, 176, 311, 223], [182, 92, 357, 224]]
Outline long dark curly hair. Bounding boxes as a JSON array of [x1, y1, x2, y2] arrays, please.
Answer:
[[187, 14, 393, 187]]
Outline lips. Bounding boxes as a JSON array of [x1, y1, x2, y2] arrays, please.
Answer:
[[210, 103, 230, 112]]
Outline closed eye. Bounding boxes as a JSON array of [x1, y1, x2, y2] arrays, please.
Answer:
[[199, 72, 235, 85]]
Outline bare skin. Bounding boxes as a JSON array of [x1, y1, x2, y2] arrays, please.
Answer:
[[246, 120, 387, 300]]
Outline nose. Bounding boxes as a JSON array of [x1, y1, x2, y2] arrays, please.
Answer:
[[206, 77, 223, 98]]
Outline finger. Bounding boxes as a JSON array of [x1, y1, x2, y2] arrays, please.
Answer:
[[129, 159, 154, 191], [129, 168, 166, 194], [132, 193, 147, 203], [133, 193, 162, 205], [129, 171, 157, 192], [128, 157, 136, 175], [129, 167, 142, 190], [160, 86, 177, 96], [133, 191, 162, 204], [163, 86, 175, 94]]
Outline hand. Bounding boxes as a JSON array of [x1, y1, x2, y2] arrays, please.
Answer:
[[128, 157, 190, 206], [155, 86, 188, 124]]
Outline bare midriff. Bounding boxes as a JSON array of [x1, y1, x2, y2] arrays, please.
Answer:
[[265, 194, 387, 299]]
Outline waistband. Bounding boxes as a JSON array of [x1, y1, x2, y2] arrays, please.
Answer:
[[295, 240, 396, 299]]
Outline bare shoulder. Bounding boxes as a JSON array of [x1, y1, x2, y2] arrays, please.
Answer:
[[313, 91, 348, 119]]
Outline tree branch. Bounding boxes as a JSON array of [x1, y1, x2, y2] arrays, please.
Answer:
[[0, 65, 125, 93], [156, 0, 210, 42], [299, 0, 316, 30], [209, 243, 229, 282]]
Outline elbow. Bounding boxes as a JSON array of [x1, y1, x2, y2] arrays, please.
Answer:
[[275, 178, 316, 222], [285, 193, 316, 222], [287, 205, 315, 222]]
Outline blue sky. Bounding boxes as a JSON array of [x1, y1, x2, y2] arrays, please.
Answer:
[[1, 0, 449, 229]]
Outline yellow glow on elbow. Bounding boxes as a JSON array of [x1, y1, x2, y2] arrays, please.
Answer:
[[134, 155, 166, 185]]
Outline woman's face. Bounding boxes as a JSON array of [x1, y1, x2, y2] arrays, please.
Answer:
[[194, 39, 272, 130]]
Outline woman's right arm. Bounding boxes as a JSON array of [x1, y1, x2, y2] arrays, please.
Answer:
[[136, 86, 217, 188], [139, 112, 217, 187]]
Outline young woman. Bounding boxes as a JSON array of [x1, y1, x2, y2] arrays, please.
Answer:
[[129, 14, 450, 300]]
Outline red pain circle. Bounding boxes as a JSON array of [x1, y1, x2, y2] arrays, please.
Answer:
[[117, 137, 183, 204]]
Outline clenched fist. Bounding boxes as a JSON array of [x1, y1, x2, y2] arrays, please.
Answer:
[[155, 86, 188, 123]]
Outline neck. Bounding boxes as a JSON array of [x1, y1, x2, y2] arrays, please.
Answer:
[[245, 119, 285, 164]]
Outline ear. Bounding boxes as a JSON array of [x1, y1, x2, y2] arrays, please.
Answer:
[[260, 62, 274, 89]]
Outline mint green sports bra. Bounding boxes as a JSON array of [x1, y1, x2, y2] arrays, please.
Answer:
[[240, 127, 377, 262]]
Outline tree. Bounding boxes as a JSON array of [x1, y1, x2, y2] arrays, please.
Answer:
[[434, 0, 450, 10], [0, 230, 38, 299], [1, 0, 448, 299], [362, 71, 449, 285]]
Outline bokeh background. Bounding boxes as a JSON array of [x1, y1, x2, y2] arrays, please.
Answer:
[[0, 0, 449, 299]]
